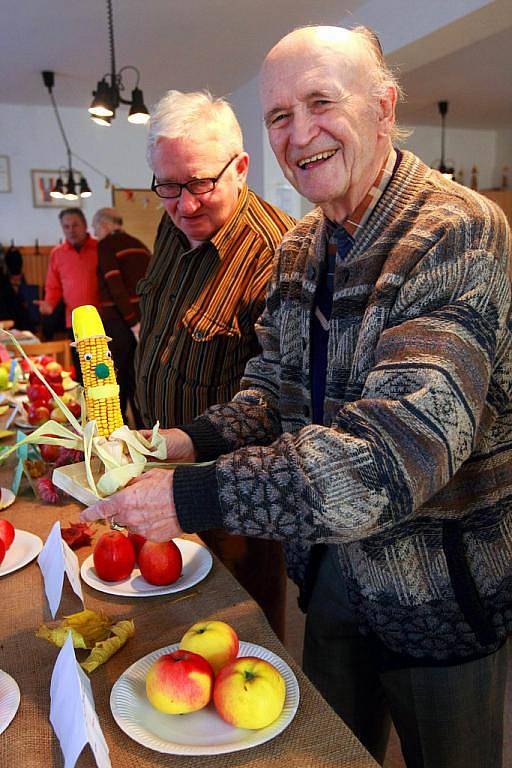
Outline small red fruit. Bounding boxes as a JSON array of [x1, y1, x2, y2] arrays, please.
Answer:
[[40, 444, 60, 463], [0, 519, 15, 550], [27, 384, 51, 403], [49, 381, 64, 396], [66, 400, 81, 417], [138, 540, 182, 586], [128, 532, 146, 562], [28, 404, 51, 426], [93, 531, 135, 582]]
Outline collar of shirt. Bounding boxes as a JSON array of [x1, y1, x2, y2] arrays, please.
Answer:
[[326, 148, 398, 243], [210, 184, 249, 257], [63, 233, 96, 254]]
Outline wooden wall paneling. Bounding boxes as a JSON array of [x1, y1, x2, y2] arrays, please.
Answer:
[[111, 188, 162, 252]]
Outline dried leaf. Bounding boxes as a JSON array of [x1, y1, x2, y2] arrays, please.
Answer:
[[80, 619, 135, 673], [36, 610, 135, 672], [63, 609, 112, 645], [61, 521, 95, 549], [36, 624, 89, 649]]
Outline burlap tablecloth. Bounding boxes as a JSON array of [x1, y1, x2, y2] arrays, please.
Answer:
[[0, 481, 378, 767]]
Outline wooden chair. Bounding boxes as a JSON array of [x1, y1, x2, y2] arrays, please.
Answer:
[[4, 339, 72, 370]]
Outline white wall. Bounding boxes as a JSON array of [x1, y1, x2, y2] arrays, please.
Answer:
[[402, 125, 497, 189], [229, 77, 264, 197], [0, 103, 149, 245], [494, 129, 512, 189]]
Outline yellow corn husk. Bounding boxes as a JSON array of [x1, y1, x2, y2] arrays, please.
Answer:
[[72, 306, 124, 437]]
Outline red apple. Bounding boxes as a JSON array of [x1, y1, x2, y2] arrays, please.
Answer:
[[27, 384, 51, 403], [39, 444, 60, 463], [0, 519, 15, 550], [179, 620, 239, 675], [48, 381, 64, 396], [66, 399, 81, 418], [127, 532, 146, 562], [138, 539, 182, 586], [93, 531, 135, 582], [146, 650, 213, 714], [0, 538, 5, 566], [27, 404, 50, 426], [39, 355, 54, 366], [213, 656, 286, 729]]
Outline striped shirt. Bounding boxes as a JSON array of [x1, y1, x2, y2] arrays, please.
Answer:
[[135, 185, 295, 427]]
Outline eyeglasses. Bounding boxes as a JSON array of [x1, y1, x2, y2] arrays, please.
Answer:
[[151, 155, 238, 199]]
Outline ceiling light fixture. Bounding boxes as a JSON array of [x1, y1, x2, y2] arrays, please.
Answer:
[[89, 0, 149, 126], [42, 70, 93, 200], [434, 100, 455, 180]]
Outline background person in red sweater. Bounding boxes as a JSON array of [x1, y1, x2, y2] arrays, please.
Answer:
[[36, 207, 99, 380]]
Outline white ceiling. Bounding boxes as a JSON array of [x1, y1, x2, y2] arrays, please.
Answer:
[[0, 0, 511, 131]]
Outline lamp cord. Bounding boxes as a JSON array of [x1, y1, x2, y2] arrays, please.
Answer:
[[48, 90, 72, 158], [107, 0, 116, 89]]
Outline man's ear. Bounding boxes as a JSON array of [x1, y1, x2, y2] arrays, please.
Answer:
[[378, 86, 397, 137], [235, 153, 250, 186]]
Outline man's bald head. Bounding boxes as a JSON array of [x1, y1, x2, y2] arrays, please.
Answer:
[[261, 26, 398, 112], [259, 26, 401, 223]]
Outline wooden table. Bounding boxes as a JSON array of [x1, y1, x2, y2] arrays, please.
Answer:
[[0, 477, 378, 767]]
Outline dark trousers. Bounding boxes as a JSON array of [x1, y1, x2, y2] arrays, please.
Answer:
[[199, 529, 287, 642], [303, 545, 508, 768], [104, 319, 142, 428]]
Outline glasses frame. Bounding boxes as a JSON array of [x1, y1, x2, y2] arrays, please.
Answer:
[[151, 155, 239, 199]]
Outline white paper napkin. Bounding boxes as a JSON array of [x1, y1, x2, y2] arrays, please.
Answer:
[[50, 632, 111, 768], [38, 521, 84, 617]]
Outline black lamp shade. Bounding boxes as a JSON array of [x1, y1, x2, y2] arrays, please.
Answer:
[[79, 177, 92, 198], [89, 78, 115, 118], [127, 87, 150, 124], [64, 169, 78, 200], [50, 177, 64, 199]]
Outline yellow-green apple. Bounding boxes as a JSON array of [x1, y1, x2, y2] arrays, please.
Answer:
[[146, 649, 213, 714], [179, 620, 238, 674], [213, 656, 286, 729]]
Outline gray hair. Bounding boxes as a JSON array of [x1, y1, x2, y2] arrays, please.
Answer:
[[146, 90, 244, 169], [92, 207, 123, 227], [350, 25, 410, 143]]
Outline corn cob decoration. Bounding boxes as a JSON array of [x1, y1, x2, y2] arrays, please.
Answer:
[[72, 305, 124, 437]]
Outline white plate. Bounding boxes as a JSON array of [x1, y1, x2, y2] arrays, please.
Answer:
[[0, 529, 43, 577], [0, 487, 15, 510], [0, 670, 21, 735], [80, 539, 213, 597], [111, 641, 300, 755], [14, 417, 33, 430]]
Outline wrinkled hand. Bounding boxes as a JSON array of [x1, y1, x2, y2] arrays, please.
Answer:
[[139, 427, 196, 463], [80, 468, 184, 542]]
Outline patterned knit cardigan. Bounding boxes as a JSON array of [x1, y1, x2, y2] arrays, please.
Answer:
[[177, 151, 512, 661]]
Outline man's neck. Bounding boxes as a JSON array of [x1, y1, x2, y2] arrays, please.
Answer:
[[321, 143, 394, 225]]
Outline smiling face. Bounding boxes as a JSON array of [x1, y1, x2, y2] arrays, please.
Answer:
[[150, 128, 248, 249], [260, 28, 395, 222]]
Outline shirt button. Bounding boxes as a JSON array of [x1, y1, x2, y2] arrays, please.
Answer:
[[195, 331, 204, 340]]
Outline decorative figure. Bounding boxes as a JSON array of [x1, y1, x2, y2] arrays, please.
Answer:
[[72, 305, 124, 437]]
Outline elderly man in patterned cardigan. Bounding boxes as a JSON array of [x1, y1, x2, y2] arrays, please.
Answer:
[[83, 26, 512, 768]]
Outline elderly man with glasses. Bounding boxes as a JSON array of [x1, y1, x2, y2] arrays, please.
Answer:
[[135, 90, 295, 639]]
